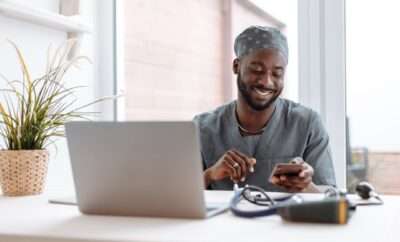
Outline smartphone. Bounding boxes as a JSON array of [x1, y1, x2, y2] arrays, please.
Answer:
[[270, 163, 303, 178]]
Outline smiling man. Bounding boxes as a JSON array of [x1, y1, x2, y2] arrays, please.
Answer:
[[194, 26, 336, 192]]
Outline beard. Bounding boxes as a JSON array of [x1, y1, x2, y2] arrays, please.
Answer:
[[237, 73, 280, 111]]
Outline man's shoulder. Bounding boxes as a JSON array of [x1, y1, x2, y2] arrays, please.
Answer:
[[193, 101, 234, 129], [279, 98, 319, 124]]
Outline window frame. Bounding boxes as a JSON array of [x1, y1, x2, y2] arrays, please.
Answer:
[[298, 0, 346, 188], [94, 0, 117, 121]]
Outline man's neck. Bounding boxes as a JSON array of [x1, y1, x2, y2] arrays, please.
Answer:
[[236, 98, 277, 134]]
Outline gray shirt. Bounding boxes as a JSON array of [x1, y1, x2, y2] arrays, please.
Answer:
[[194, 98, 336, 191]]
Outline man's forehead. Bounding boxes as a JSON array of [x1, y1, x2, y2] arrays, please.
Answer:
[[243, 49, 287, 68]]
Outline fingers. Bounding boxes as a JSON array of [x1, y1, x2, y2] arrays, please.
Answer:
[[225, 155, 242, 181], [222, 150, 257, 182], [232, 150, 256, 173], [222, 159, 239, 182], [271, 160, 314, 192], [211, 149, 256, 183], [290, 157, 304, 164], [228, 150, 248, 181], [270, 175, 279, 184], [284, 176, 312, 190], [299, 163, 314, 178], [278, 174, 311, 184], [274, 175, 311, 191], [284, 175, 312, 184], [209, 150, 254, 183], [271, 176, 299, 191]]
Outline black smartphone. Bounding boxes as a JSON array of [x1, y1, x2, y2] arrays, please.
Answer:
[[270, 163, 303, 178]]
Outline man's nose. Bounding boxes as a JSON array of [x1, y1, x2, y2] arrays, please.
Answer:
[[257, 71, 275, 88]]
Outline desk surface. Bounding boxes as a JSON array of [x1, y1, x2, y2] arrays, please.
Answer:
[[0, 191, 399, 242]]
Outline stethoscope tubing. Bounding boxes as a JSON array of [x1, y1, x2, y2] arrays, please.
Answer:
[[229, 187, 294, 218]]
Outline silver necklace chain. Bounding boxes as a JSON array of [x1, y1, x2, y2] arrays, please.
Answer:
[[237, 122, 266, 135], [235, 103, 267, 135]]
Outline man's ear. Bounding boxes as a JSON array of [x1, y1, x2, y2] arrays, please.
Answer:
[[232, 58, 240, 74]]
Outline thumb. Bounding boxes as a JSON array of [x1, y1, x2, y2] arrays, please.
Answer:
[[249, 158, 256, 172], [291, 157, 304, 164]]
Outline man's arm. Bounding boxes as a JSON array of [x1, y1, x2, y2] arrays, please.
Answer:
[[303, 112, 336, 188], [296, 112, 337, 192], [270, 112, 336, 193]]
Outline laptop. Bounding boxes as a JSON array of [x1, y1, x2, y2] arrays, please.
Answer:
[[61, 121, 229, 219]]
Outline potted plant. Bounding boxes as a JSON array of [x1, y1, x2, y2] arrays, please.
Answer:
[[0, 40, 111, 196]]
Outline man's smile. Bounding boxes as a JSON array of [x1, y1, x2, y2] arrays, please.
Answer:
[[252, 87, 275, 99]]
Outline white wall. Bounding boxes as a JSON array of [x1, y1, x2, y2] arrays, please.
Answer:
[[12, 0, 59, 12], [0, 0, 97, 196]]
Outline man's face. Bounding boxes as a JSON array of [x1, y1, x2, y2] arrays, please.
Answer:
[[234, 48, 286, 111]]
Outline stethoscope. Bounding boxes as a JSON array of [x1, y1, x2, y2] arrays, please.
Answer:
[[230, 184, 302, 218], [230, 182, 383, 218]]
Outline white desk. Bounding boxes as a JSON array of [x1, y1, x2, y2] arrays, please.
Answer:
[[0, 191, 399, 242]]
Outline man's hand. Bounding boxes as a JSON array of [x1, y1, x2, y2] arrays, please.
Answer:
[[269, 158, 315, 192], [204, 150, 256, 187]]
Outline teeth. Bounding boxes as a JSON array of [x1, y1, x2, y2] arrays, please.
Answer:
[[254, 88, 272, 96]]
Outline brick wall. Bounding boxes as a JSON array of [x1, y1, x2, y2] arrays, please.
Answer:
[[367, 152, 400, 195], [123, 0, 282, 120], [349, 150, 400, 195], [124, 0, 225, 120]]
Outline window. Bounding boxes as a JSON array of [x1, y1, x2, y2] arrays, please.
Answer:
[[346, 0, 400, 194], [117, 0, 298, 121]]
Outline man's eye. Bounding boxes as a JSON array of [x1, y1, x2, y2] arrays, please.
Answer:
[[249, 64, 263, 71], [273, 72, 283, 78], [250, 67, 264, 73], [252, 69, 263, 74]]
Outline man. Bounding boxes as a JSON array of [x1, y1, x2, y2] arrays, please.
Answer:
[[194, 26, 336, 192]]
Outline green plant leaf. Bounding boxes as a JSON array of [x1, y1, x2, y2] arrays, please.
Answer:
[[0, 40, 118, 150]]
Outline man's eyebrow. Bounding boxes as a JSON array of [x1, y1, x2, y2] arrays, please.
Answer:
[[248, 61, 285, 71], [249, 61, 263, 66]]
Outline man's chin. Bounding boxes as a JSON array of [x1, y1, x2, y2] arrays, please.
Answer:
[[248, 102, 273, 111], [248, 98, 277, 111]]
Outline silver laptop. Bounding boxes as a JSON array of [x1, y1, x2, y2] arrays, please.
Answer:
[[63, 121, 228, 219]]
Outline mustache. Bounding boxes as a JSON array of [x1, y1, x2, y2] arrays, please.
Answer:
[[251, 84, 277, 91]]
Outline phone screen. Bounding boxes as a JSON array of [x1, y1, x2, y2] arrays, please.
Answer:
[[270, 163, 303, 177]]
